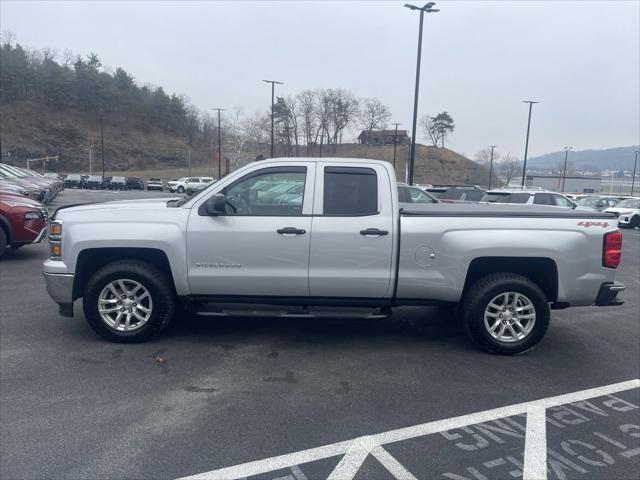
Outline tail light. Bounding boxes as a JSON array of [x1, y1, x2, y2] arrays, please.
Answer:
[[603, 230, 622, 268]]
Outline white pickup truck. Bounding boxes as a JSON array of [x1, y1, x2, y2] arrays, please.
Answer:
[[43, 158, 625, 354]]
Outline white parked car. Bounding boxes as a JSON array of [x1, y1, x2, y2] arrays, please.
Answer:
[[168, 176, 214, 193], [617, 209, 640, 229], [604, 198, 640, 217], [481, 188, 576, 209]]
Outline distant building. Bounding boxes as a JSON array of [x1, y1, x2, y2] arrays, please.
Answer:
[[526, 174, 602, 193], [358, 129, 410, 145]]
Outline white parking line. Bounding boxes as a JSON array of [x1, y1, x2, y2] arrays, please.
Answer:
[[178, 379, 640, 480]]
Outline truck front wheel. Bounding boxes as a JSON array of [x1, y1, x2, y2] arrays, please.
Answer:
[[461, 273, 550, 355], [83, 260, 176, 342]]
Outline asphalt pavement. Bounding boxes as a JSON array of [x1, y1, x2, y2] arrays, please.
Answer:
[[1, 189, 638, 480]]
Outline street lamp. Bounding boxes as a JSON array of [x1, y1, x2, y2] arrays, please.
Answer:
[[263, 79, 283, 158], [632, 150, 639, 196], [392, 123, 402, 169], [488, 145, 496, 190], [211, 108, 225, 178], [521, 100, 539, 186], [561, 146, 573, 193], [404, 2, 439, 185]]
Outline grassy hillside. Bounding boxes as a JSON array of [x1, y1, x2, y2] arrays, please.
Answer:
[[2, 101, 490, 186]]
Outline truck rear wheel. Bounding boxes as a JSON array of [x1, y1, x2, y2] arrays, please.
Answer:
[[83, 260, 176, 342], [461, 273, 550, 355], [0, 227, 7, 258]]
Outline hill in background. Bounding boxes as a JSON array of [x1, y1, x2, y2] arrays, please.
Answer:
[[528, 146, 638, 172], [1, 101, 490, 186]]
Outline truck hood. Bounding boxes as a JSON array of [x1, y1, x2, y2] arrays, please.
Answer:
[[54, 197, 181, 219]]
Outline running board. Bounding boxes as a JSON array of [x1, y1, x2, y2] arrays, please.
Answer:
[[190, 304, 391, 320]]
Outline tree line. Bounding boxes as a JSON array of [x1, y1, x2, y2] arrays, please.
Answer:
[[1, 35, 463, 171]]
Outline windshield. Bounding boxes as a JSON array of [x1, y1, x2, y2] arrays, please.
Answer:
[[615, 198, 639, 209], [171, 178, 220, 207], [87, 175, 102, 181], [576, 197, 601, 207]]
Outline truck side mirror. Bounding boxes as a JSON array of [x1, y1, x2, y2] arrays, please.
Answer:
[[203, 194, 226, 216]]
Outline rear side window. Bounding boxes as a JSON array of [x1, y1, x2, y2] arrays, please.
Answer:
[[439, 189, 464, 200], [534, 193, 555, 206], [324, 167, 378, 215]]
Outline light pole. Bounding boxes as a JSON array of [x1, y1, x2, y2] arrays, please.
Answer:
[[392, 123, 402, 169], [404, 2, 439, 185], [263, 79, 283, 158], [100, 116, 105, 179], [521, 100, 539, 186], [561, 146, 573, 193], [632, 150, 639, 196], [211, 108, 225, 178], [488, 145, 496, 190]]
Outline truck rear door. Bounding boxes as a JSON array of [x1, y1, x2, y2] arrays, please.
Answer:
[[308, 162, 395, 298]]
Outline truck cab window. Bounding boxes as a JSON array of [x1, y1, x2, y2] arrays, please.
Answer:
[[323, 167, 378, 215], [223, 167, 306, 216]]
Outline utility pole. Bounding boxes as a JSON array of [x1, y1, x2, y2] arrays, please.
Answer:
[[188, 148, 191, 176], [89, 136, 93, 174], [211, 108, 225, 179], [404, 2, 439, 185], [392, 123, 402, 169], [100, 116, 105, 179], [561, 146, 573, 192], [631, 150, 639, 196], [521, 100, 539, 186], [488, 145, 496, 190], [263, 79, 283, 158]]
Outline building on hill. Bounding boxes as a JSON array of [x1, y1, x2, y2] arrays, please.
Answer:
[[357, 129, 410, 145]]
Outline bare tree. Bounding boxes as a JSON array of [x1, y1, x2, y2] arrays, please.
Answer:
[[296, 90, 316, 151], [421, 114, 439, 146], [497, 153, 523, 185], [358, 98, 391, 133], [474, 147, 501, 168]]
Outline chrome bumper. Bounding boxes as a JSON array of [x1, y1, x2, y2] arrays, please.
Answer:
[[43, 272, 74, 305]]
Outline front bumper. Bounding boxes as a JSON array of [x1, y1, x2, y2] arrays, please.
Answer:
[[594, 282, 625, 306], [43, 272, 75, 317]]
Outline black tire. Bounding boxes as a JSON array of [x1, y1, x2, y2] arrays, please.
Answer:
[[0, 227, 7, 258], [461, 273, 550, 355], [629, 215, 640, 229], [83, 260, 176, 342], [177, 186, 185, 193]]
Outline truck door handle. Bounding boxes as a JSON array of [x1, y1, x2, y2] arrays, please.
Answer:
[[277, 227, 306, 235], [360, 228, 389, 236]]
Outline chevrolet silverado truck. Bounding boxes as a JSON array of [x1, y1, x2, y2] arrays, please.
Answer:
[[43, 158, 625, 354]]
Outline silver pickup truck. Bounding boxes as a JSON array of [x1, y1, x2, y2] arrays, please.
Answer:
[[43, 158, 625, 354]]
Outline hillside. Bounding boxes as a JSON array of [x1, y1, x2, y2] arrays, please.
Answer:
[[1, 101, 489, 186], [528, 146, 638, 172]]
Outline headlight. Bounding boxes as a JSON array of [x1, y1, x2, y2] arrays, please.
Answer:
[[49, 221, 62, 259], [24, 211, 42, 220]]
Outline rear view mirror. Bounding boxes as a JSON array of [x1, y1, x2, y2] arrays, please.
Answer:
[[203, 194, 226, 216]]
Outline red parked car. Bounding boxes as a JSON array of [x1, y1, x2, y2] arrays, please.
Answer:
[[0, 191, 48, 258]]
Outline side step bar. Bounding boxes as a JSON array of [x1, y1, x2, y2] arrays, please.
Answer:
[[190, 304, 392, 320]]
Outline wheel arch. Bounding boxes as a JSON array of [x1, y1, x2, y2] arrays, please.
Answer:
[[73, 247, 176, 300], [0, 215, 13, 243], [463, 257, 558, 303]]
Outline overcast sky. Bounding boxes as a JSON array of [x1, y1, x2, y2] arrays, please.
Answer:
[[1, 0, 638, 159]]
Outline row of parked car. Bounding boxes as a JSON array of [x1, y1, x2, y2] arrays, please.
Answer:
[[397, 184, 640, 229], [0, 164, 62, 258], [62, 174, 149, 190]]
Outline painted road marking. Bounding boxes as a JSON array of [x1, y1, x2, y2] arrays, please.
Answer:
[[178, 379, 639, 480]]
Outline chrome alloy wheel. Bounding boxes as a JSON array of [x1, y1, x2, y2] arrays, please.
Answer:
[[98, 279, 153, 332], [484, 292, 536, 343]]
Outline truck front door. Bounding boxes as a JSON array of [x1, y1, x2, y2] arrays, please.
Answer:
[[186, 164, 314, 297]]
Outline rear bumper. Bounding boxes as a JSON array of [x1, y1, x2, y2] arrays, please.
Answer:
[[594, 282, 625, 306], [43, 272, 75, 317]]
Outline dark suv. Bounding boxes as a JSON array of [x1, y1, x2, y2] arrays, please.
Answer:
[[125, 177, 144, 190]]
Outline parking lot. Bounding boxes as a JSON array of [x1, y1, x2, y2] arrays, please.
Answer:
[[1, 188, 638, 480]]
